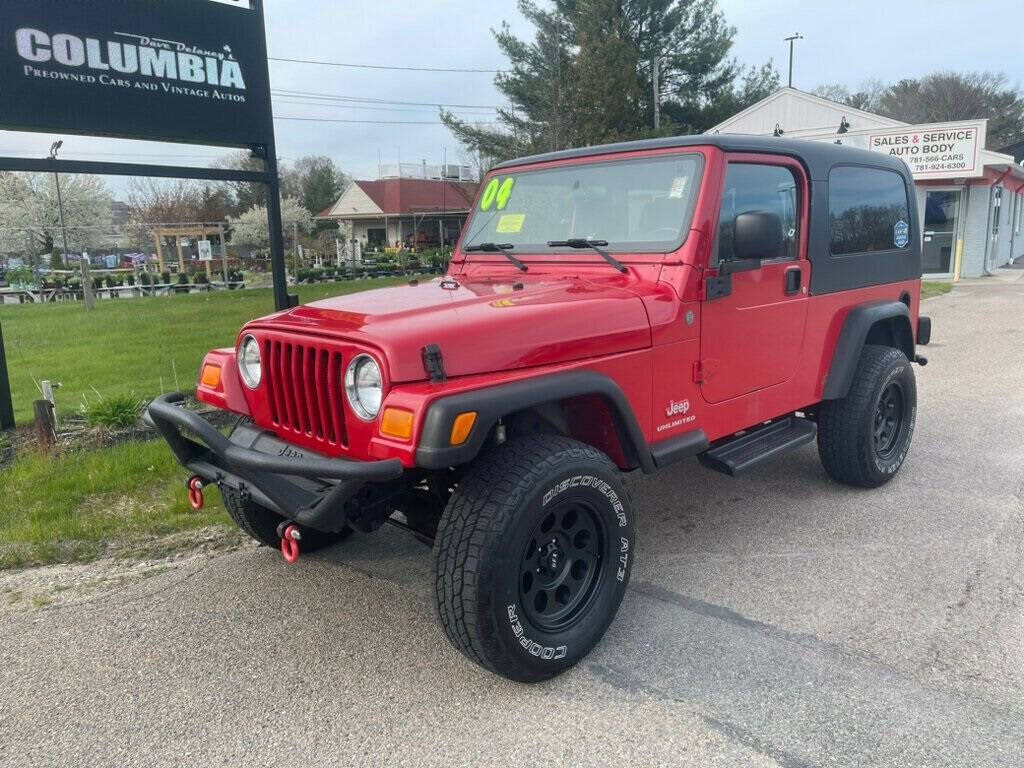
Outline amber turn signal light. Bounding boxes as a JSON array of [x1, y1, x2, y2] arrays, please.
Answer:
[[449, 411, 477, 445], [380, 407, 414, 440], [200, 364, 222, 390]]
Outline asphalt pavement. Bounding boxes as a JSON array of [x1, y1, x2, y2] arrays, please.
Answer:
[[2, 282, 1023, 767]]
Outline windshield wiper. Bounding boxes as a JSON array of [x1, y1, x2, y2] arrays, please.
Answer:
[[546, 238, 628, 274], [463, 241, 528, 272]]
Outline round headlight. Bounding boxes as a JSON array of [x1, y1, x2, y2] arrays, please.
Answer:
[[237, 335, 262, 389], [345, 354, 383, 421]]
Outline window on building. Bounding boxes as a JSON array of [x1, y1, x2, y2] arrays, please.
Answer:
[[716, 163, 799, 264], [828, 166, 911, 255]]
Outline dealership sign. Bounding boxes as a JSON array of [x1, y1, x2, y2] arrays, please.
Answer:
[[866, 120, 986, 179], [0, 0, 272, 147]]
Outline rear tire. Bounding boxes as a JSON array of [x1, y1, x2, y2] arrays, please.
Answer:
[[433, 436, 634, 682], [817, 344, 917, 488], [219, 485, 351, 551]]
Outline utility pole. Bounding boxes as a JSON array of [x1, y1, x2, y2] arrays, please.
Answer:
[[439, 147, 447, 254], [218, 223, 228, 285], [653, 57, 661, 131], [784, 33, 803, 88], [50, 140, 94, 310]]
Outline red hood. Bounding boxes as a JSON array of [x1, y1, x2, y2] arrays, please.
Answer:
[[245, 274, 653, 382]]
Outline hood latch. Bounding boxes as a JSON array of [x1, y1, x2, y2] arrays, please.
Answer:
[[422, 344, 447, 383]]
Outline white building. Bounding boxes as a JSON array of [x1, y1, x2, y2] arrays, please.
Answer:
[[710, 88, 1024, 278]]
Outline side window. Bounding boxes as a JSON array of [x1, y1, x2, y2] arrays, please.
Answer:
[[716, 163, 799, 265], [829, 166, 911, 255]]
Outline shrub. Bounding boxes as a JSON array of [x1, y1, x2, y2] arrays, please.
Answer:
[[79, 391, 144, 430], [139, 272, 152, 286], [125, 274, 136, 286], [104, 275, 121, 288], [176, 272, 189, 284], [92, 276, 104, 290], [160, 271, 171, 284], [193, 272, 209, 284]]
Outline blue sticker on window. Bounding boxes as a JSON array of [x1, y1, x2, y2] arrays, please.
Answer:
[[893, 220, 909, 249]]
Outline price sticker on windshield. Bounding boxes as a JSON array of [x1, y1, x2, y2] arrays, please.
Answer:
[[496, 214, 526, 233]]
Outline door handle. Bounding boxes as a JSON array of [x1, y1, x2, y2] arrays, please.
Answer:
[[784, 267, 801, 295]]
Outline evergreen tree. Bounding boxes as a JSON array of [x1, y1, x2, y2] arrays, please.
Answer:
[[443, 0, 775, 165]]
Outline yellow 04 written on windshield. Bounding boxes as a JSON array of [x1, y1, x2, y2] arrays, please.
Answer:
[[480, 177, 516, 211]]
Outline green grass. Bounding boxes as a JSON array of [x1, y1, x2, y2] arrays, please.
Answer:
[[0, 277, 407, 425], [0, 438, 230, 570], [921, 281, 953, 299]]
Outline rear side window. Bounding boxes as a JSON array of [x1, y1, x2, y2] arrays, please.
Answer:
[[829, 166, 911, 255]]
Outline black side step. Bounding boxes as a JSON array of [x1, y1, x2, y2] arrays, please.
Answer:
[[699, 417, 817, 476]]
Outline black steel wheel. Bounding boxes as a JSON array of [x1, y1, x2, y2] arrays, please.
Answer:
[[519, 500, 607, 632], [873, 381, 906, 460], [434, 436, 634, 682]]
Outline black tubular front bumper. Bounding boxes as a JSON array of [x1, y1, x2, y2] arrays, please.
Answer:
[[146, 393, 405, 531]]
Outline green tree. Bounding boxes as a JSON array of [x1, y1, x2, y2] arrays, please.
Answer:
[[442, 0, 770, 165], [289, 156, 348, 216]]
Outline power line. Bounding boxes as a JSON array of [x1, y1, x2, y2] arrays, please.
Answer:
[[271, 98, 495, 116], [269, 56, 501, 74], [271, 88, 501, 110], [274, 116, 497, 126]]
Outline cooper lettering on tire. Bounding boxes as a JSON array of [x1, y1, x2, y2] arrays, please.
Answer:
[[433, 436, 635, 682]]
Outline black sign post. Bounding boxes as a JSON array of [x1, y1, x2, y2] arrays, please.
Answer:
[[0, 321, 12, 430], [0, 0, 291, 429]]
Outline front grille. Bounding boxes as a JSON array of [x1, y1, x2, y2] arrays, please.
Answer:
[[263, 338, 348, 447]]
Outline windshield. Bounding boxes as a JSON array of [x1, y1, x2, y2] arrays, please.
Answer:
[[462, 153, 704, 254]]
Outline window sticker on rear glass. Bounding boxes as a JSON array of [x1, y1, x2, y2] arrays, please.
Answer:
[[669, 177, 689, 198], [893, 220, 909, 248], [496, 214, 526, 233]]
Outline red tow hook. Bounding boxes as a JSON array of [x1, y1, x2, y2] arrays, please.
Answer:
[[187, 476, 205, 510], [280, 524, 302, 565]]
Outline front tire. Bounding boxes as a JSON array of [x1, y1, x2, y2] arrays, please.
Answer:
[[433, 436, 635, 682], [817, 344, 917, 488]]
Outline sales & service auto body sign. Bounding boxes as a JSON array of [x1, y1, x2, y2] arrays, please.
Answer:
[[0, 0, 271, 147], [866, 120, 986, 179]]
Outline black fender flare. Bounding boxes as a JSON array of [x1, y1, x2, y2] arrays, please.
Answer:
[[823, 301, 915, 400], [415, 370, 706, 473]]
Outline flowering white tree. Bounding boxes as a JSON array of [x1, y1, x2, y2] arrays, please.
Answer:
[[228, 197, 313, 256], [0, 172, 112, 258]]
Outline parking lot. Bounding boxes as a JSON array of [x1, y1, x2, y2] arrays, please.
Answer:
[[2, 281, 1023, 767]]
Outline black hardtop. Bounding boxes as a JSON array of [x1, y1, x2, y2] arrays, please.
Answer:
[[494, 134, 912, 183]]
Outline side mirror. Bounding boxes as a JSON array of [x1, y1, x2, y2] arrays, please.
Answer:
[[724, 211, 783, 272]]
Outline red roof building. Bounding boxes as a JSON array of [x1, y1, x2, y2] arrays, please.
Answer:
[[317, 177, 479, 250]]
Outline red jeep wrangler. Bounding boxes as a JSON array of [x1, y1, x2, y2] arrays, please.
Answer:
[[149, 136, 931, 682]]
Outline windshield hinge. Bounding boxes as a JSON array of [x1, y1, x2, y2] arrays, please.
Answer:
[[422, 344, 447, 383]]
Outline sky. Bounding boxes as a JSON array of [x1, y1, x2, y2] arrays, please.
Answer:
[[1, 0, 1021, 199]]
